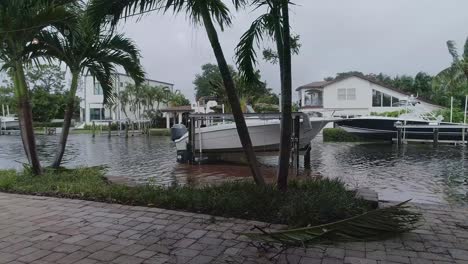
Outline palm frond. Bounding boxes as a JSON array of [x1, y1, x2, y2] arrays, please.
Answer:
[[235, 14, 271, 84], [447, 40, 460, 62], [241, 200, 421, 246]]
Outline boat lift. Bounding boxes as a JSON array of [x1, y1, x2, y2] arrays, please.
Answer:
[[394, 122, 468, 145], [184, 112, 312, 174]]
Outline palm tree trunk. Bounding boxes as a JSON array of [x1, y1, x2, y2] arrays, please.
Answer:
[[275, 1, 292, 191], [200, 8, 264, 186], [51, 71, 79, 168], [14, 61, 42, 175]]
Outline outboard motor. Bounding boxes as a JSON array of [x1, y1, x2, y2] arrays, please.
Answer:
[[171, 124, 187, 141]]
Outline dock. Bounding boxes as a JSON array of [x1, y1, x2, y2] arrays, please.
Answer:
[[394, 123, 468, 145]]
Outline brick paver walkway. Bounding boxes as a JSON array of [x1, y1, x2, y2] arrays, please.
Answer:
[[0, 193, 467, 264]]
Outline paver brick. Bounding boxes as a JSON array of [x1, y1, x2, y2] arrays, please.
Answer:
[[88, 250, 120, 261], [0, 193, 467, 264]]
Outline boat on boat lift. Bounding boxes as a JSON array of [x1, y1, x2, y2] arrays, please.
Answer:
[[171, 111, 333, 161], [335, 96, 468, 142], [1, 105, 19, 130]]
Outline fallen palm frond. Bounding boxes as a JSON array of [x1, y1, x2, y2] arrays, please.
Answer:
[[242, 200, 421, 247]]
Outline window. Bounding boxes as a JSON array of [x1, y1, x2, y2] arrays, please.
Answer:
[[372, 90, 382, 107], [90, 108, 104, 121], [347, 88, 356, 100], [338, 88, 356, 101], [93, 83, 103, 95], [337, 89, 347, 100], [383, 93, 391, 107], [391, 97, 399, 106], [120, 82, 124, 87]]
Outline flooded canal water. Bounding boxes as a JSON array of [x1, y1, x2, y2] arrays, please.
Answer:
[[0, 134, 467, 205]]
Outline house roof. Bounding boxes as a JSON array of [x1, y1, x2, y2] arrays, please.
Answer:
[[160, 106, 194, 112], [297, 80, 331, 89], [297, 74, 442, 107]]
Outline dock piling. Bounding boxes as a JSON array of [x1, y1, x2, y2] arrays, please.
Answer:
[[294, 115, 300, 175], [304, 144, 311, 170], [125, 121, 129, 138], [92, 121, 96, 138], [108, 121, 111, 138], [433, 128, 439, 146]]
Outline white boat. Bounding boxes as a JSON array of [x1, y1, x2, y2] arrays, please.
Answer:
[[0, 116, 19, 130], [172, 113, 330, 154]]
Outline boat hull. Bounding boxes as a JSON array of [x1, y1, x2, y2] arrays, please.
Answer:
[[336, 118, 468, 141], [175, 120, 328, 153], [0, 120, 19, 130]]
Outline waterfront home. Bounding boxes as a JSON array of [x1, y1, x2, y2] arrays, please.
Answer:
[[161, 96, 219, 128], [297, 74, 443, 118], [78, 73, 174, 125]]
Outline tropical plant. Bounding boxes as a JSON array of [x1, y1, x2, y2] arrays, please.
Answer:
[[27, 7, 145, 168], [88, 0, 265, 186], [193, 63, 276, 110], [0, 0, 77, 175], [169, 90, 190, 107], [242, 200, 421, 246], [236, 0, 294, 190], [433, 39, 468, 109]]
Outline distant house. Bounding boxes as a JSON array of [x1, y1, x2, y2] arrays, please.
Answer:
[[297, 74, 443, 118], [78, 73, 174, 125]]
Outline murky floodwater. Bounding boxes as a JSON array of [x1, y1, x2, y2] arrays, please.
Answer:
[[0, 134, 467, 205]]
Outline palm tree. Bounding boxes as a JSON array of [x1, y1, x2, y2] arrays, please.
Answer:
[[236, 0, 293, 190], [28, 8, 145, 168], [433, 39, 468, 107], [0, 0, 76, 175], [88, 0, 265, 186]]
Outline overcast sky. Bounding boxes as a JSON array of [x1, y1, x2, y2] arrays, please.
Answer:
[[116, 0, 468, 101]]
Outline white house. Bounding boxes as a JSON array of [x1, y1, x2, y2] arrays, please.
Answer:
[[160, 96, 220, 128], [78, 73, 174, 125], [297, 74, 443, 118]]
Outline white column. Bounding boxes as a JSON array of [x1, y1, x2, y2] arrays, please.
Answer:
[[301, 89, 305, 107], [166, 113, 170, 128], [178, 112, 182, 124]]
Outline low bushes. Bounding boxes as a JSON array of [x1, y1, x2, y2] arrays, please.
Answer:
[[0, 168, 372, 227], [323, 128, 364, 142]]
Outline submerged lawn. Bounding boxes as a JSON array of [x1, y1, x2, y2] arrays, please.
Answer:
[[0, 168, 372, 227]]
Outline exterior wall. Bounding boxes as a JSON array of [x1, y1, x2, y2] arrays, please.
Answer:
[[299, 76, 443, 118], [78, 73, 174, 125]]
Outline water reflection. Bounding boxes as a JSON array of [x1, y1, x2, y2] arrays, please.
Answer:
[[0, 134, 467, 205]]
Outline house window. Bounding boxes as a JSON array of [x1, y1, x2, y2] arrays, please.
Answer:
[[383, 93, 391, 107], [337, 89, 347, 100], [338, 88, 355, 101], [373, 89, 400, 107], [93, 83, 103, 95], [347, 88, 356, 100], [372, 90, 382, 106], [120, 82, 124, 87], [90, 108, 104, 121]]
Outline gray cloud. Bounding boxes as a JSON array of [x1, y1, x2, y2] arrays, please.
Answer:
[[118, 0, 468, 101]]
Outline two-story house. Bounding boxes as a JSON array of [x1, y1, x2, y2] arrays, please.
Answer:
[[78, 73, 174, 125], [297, 74, 442, 118]]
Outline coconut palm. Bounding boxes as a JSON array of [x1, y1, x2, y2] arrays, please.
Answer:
[[88, 0, 265, 185], [28, 8, 145, 168], [433, 39, 468, 107], [236, 0, 293, 190], [0, 0, 76, 175]]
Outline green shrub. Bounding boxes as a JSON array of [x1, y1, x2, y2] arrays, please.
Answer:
[[83, 123, 119, 131], [149, 129, 171, 136], [432, 109, 466, 123], [33, 122, 64, 128], [0, 168, 372, 227], [323, 128, 364, 142], [370, 110, 410, 118]]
